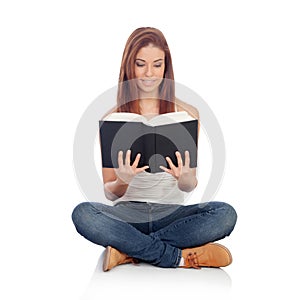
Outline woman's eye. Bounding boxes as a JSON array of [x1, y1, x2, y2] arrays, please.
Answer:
[[136, 62, 145, 67], [154, 64, 162, 68]]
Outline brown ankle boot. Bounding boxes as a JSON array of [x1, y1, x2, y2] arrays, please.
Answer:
[[181, 243, 232, 269], [103, 246, 138, 272]]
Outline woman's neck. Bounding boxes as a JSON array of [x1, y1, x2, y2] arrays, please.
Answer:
[[139, 98, 160, 116]]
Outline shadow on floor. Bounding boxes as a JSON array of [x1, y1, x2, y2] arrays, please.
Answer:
[[80, 249, 233, 300]]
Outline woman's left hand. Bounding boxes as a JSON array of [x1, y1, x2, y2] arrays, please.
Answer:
[[160, 151, 197, 192]]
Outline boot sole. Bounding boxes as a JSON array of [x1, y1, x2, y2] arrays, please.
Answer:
[[103, 246, 112, 272]]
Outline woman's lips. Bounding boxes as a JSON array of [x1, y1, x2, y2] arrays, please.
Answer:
[[140, 79, 157, 86]]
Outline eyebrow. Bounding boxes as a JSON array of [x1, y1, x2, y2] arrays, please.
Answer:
[[135, 58, 164, 63]]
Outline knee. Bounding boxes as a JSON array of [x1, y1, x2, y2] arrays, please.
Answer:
[[221, 202, 237, 235], [71, 202, 92, 229]]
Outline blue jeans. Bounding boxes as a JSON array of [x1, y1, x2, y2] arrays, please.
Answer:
[[72, 201, 237, 268]]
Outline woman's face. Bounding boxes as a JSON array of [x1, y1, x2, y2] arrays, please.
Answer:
[[134, 44, 165, 96]]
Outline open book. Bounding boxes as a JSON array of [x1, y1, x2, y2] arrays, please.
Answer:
[[99, 111, 198, 173]]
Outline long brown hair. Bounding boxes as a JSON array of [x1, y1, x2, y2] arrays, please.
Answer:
[[117, 27, 175, 114]]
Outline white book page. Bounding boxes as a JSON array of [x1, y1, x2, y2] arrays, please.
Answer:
[[102, 112, 146, 122], [103, 111, 195, 126], [147, 111, 195, 126]]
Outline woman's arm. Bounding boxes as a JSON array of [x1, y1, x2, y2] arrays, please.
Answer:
[[102, 168, 129, 201]]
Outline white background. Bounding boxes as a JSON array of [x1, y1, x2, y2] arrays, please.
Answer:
[[1, 1, 299, 299]]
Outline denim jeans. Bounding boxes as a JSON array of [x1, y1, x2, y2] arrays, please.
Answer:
[[72, 201, 237, 268]]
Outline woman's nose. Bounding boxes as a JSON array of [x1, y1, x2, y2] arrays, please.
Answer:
[[145, 65, 153, 77]]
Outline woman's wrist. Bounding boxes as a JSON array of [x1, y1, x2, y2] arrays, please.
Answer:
[[115, 176, 130, 186], [177, 175, 198, 192], [104, 179, 129, 200]]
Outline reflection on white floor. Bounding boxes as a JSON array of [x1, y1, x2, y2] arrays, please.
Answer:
[[81, 249, 233, 300]]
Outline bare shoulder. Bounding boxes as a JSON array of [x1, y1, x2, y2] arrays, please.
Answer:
[[175, 98, 200, 120]]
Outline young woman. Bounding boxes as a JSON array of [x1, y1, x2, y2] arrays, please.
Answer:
[[72, 27, 237, 271]]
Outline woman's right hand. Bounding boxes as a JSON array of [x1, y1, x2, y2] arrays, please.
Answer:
[[116, 150, 149, 185]]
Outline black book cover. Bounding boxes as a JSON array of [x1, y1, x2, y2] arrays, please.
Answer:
[[99, 118, 198, 173]]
